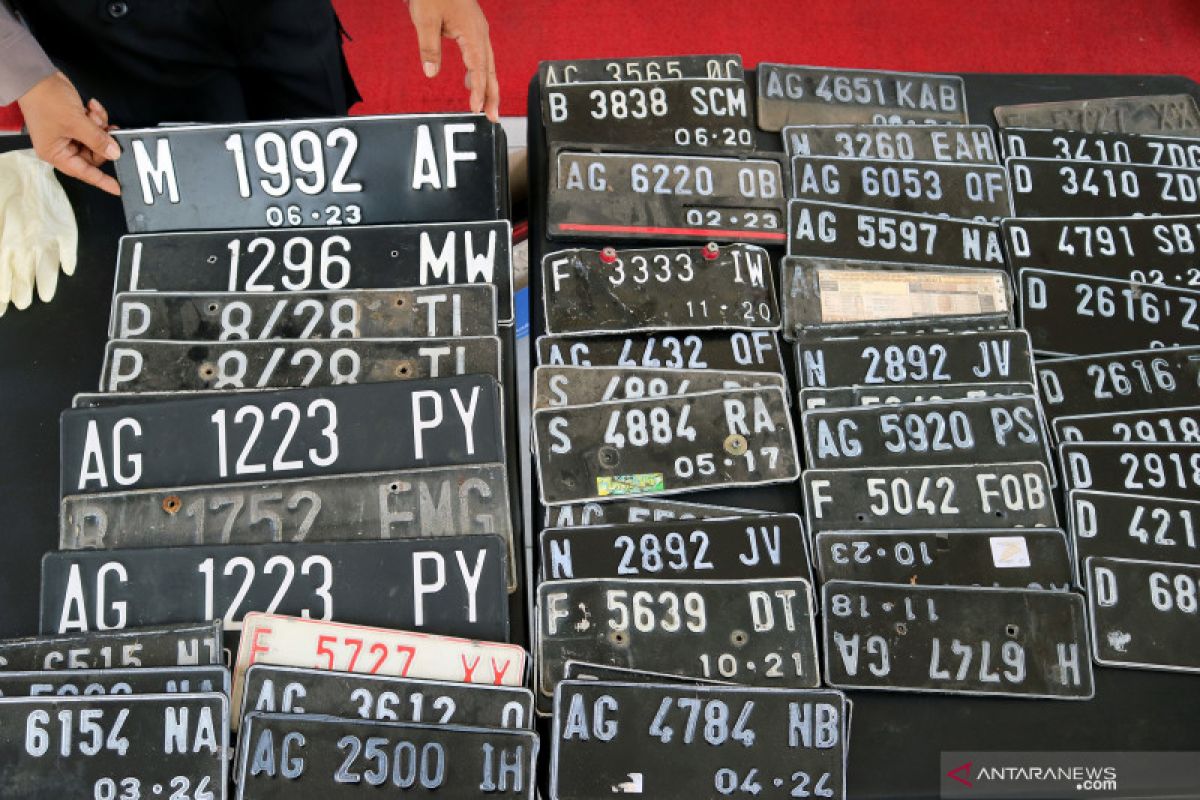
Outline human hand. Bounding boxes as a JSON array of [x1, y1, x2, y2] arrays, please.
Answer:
[[407, 0, 500, 122], [17, 72, 120, 196]]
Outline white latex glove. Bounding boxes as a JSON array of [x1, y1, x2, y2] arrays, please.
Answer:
[[0, 148, 78, 316]]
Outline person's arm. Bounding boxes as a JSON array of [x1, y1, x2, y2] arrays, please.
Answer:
[[0, 5, 54, 106], [407, 0, 500, 122]]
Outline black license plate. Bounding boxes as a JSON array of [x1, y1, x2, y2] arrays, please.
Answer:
[[1054, 405, 1200, 444], [794, 330, 1035, 389], [544, 498, 760, 528], [235, 713, 537, 798], [815, 529, 1071, 590], [548, 150, 787, 244], [533, 387, 800, 504], [41, 536, 508, 639], [1086, 557, 1200, 673], [539, 514, 812, 582], [782, 257, 1012, 337], [1060, 443, 1200, 500], [1008, 157, 1200, 217], [61, 376, 503, 495], [539, 54, 744, 86], [537, 578, 819, 697], [101, 336, 501, 392], [803, 462, 1058, 533], [800, 381, 1035, 412], [788, 200, 1007, 268], [1002, 215, 1200, 291], [537, 330, 785, 373], [543, 79, 755, 153], [1068, 491, 1200, 578], [551, 681, 848, 800], [0, 666, 228, 697], [113, 114, 503, 232], [542, 243, 779, 333], [116, 221, 515, 323], [822, 581, 1093, 697], [994, 95, 1200, 135], [1019, 269, 1200, 355], [0, 694, 228, 796], [0, 622, 222, 671], [533, 366, 786, 410], [791, 156, 1013, 220], [783, 123, 999, 163], [561, 661, 721, 684], [239, 665, 533, 729], [802, 396, 1052, 471], [1001, 127, 1200, 168], [1036, 346, 1200, 421], [110, 286, 496, 340], [757, 64, 967, 131]]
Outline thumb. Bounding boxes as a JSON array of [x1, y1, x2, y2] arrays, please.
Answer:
[[34, 245, 60, 304], [410, 8, 443, 77], [70, 113, 121, 162]]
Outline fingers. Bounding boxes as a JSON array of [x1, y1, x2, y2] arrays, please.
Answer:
[[33, 246, 60, 304], [483, 40, 500, 122], [409, 4, 443, 77], [52, 146, 121, 196], [70, 113, 121, 162], [86, 98, 109, 130], [455, 29, 489, 115], [9, 249, 33, 311]]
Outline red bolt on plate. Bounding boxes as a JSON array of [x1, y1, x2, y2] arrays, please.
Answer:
[[600, 247, 618, 264], [702, 242, 720, 260]]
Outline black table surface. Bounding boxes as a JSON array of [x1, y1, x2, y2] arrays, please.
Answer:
[[525, 72, 1200, 799]]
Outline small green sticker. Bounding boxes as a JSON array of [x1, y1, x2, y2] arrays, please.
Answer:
[[596, 473, 665, 497]]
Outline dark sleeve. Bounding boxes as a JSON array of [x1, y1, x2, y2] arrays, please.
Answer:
[[0, 4, 55, 106]]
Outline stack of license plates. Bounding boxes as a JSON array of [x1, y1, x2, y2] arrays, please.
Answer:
[[536, 56, 851, 800], [0, 114, 538, 798], [996, 98, 1200, 676]]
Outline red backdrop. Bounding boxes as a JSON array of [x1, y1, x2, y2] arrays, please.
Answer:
[[3, 0, 1200, 126]]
